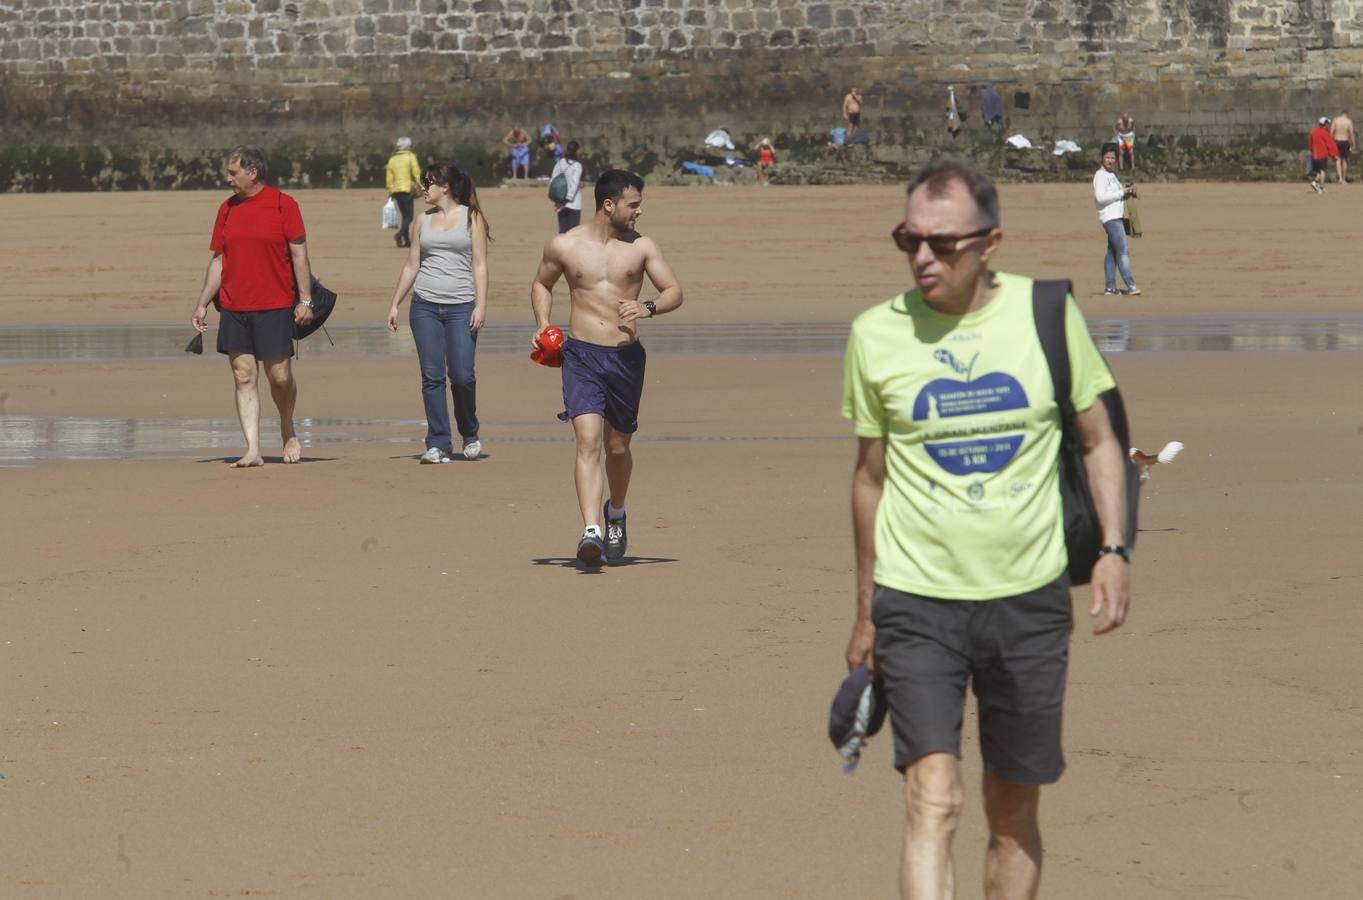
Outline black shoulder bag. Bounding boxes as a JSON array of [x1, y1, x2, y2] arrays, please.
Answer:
[[1032, 279, 1140, 585]]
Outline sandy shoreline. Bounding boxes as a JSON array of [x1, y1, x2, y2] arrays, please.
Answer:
[[4, 185, 1362, 897]]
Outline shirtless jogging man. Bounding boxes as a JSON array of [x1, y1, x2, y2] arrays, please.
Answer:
[[530, 169, 683, 566], [1331, 111, 1356, 184]]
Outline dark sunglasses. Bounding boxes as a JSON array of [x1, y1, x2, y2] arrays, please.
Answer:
[[891, 222, 993, 256]]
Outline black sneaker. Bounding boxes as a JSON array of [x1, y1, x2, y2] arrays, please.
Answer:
[[576, 528, 605, 567], [603, 503, 628, 563]]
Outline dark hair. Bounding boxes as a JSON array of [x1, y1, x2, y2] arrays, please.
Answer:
[[904, 158, 999, 230], [227, 144, 268, 181], [422, 162, 492, 241], [565, 140, 580, 161], [1100, 141, 1120, 157], [595, 169, 644, 211]]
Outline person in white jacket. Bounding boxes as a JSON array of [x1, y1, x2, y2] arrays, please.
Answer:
[[551, 141, 584, 233], [1093, 146, 1140, 295]]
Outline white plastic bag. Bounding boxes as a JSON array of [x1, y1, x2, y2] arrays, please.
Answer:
[[382, 197, 399, 229]]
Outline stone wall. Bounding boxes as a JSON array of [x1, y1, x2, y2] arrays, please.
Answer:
[[2, 0, 1362, 188]]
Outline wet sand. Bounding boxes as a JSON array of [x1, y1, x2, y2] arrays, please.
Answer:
[[3, 184, 1362, 898]]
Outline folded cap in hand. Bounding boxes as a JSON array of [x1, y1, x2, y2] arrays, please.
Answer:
[[828, 664, 887, 773]]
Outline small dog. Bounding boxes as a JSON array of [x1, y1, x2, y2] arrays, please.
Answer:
[[1129, 441, 1184, 483]]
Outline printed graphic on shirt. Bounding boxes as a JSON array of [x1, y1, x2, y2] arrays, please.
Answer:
[[912, 348, 1029, 476]]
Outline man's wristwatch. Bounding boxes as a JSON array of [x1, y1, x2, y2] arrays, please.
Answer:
[[643, 299, 657, 318], [1097, 545, 1130, 562], [299, 298, 314, 308]]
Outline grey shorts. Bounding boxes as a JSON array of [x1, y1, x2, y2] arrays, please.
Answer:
[[872, 576, 1073, 784]]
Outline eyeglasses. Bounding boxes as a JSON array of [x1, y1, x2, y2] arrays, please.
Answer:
[[891, 223, 993, 256]]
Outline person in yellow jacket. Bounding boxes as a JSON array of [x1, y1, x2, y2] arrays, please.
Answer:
[[386, 137, 422, 248]]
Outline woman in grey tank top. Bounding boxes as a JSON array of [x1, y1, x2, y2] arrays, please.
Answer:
[[386, 162, 492, 462]]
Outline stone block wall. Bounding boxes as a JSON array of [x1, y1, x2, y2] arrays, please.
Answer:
[[2, 0, 1362, 188]]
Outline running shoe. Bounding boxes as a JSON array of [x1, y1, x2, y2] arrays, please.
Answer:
[[603, 502, 628, 563], [420, 447, 451, 464], [576, 527, 605, 567], [1126, 286, 1141, 296], [462, 438, 482, 460], [1103, 288, 1120, 295]]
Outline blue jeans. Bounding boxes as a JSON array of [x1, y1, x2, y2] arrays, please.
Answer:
[[557, 207, 581, 233], [1102, 219, 1137, 291], [409, 296, 479, 453]]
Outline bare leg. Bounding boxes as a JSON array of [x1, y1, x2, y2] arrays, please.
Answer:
[[571, 414, 606, 528], [900, 752, 965, 900], [228, 352, 264, 467], [603, 424, 634, 510], [1337, 157, 1345, 184], [263, 356, 300, 463], [982, 772, 1043, 900]]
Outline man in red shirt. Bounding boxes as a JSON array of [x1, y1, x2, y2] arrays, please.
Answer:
[[1309, 117, 1339, 194], [190, 146, 316, 466]]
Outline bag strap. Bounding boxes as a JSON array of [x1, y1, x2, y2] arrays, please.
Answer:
[[1032, 279, 1074, 418]]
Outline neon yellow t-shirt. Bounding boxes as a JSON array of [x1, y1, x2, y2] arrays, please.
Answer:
[[842, 273, 1116, 600]]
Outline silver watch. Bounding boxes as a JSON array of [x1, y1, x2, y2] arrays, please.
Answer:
[[299, 299, 314, 308]]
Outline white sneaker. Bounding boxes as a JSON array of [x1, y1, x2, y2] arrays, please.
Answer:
[[420, 447, 451, 464], [462, 438, 482, 460]]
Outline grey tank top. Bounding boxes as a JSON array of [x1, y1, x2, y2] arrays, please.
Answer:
[[412, 206, 475, 304]]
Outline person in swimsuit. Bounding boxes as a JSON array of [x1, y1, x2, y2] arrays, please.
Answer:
[[753, 137, 776, 184], [503, 126, 532, 179], [386, 163, 491, 463], [1115, 112, 1136, 170], [529, 169, 683, 567], [1331, 111, 1355, 184], [843, 87, 863, 137]]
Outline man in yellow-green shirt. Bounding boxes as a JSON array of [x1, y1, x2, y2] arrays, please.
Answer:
[[842, 160, 1131, 900]]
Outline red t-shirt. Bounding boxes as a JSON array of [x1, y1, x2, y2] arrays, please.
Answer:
[[1310, 127, 1339, 161], [209, 186, 306, 311]]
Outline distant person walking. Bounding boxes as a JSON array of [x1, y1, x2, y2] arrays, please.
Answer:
[[753, 137, 776, 184], [1094, 145, 1140, 295], [550, 141, 585, 233], [843, 87, 863, 137], [1309, 117, 1339, 194], [503, 126, 533, 179], [386, 137, 422, 248], [1331, 111, 1355, 184], [190, 145, 315, 467], [1115, 112, 1136, 170], [386, 163, 491, 463]]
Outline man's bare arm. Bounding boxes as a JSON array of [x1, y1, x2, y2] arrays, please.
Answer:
[[530, 239, 565, 339], [190, 253, 223, 332], [1075, 398, 1131, 635], [289, 238, 313, 300], [847, 436, 885, 673], [641, 238, 683, 314], [618, 238, 683, 324]]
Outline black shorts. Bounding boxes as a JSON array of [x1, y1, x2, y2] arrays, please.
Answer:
[[217, 307, 295, 360], [848, 111, 861, 126], [1311, 157, 1330, 174], [1337, 140, 1351, 159], [560, 337, 646, 433], [872, 576, 1073, 784]]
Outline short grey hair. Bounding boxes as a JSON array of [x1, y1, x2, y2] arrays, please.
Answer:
[[905, 158, 1000, 230], [228, 145, 268, 181]]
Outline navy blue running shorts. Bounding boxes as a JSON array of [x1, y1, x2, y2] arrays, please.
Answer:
[[217, 307, 294, 360], [871, 576, 1073, 784], [560, 337, 646, 433]]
